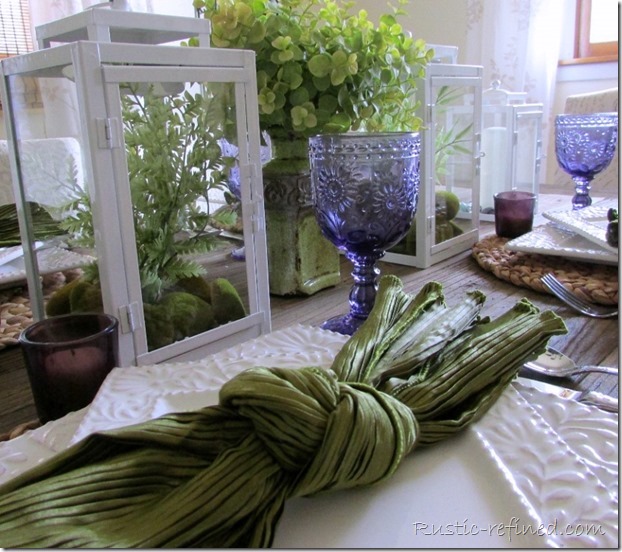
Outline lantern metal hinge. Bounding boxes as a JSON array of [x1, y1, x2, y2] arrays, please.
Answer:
[[241, 163, 265, 234], [118, 301, 141, 334], [96, 117, 123, 149], [426, 103, 434, 124], [252, 197, 265, 234]]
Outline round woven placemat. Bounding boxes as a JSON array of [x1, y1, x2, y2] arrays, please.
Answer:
[[0, 269, 83, 350], [472, 235, 618, 306]]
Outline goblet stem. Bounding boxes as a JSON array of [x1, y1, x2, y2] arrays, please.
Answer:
[[347, 251, 382, 319], [320, 252, 382, 336], [571, 176, 593, 210]]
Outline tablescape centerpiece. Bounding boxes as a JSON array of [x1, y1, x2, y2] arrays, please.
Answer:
[[192, 0, 433, 296], [0, 274, 568, 547], [47, 85, 247, 351], [308, 132, 421, 335], [554, 112, 618, 210]]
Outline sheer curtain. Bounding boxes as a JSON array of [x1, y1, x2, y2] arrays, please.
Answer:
[[464, 0, 564, 183]]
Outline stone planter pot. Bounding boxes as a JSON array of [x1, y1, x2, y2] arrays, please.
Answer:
[[262, 133, 340, 296]]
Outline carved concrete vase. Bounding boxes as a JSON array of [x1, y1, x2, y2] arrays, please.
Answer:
[[262, 133, 340, 296]]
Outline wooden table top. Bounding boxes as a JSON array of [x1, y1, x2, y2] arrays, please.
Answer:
[[0, 193, 617, 438], [270, 193, 619, 400]]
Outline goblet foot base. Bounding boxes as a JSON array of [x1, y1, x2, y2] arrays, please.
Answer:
[[320, 313, 367, 336]]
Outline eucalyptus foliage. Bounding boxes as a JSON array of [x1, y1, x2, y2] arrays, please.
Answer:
[[192, 0, 434, 137], [61, 85, 230, 302]]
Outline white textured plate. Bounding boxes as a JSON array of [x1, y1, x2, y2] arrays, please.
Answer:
[[514, 382, 618, 498], [505, 223, 618, 265], [0, 245, 95, 286], [0, 325, 618, 548], [70, 324, 349, 442], [0, 409, 86, 484], [275, 424, 547, 548], [542, 198, 618, 254], [477, 384, 618, 548]]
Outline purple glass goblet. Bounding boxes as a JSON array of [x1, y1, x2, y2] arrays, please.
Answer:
[[309, 132, 420, 335], [555, 112, 618, 210]]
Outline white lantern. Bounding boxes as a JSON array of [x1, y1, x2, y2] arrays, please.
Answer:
[[479, 81, 544, 221], [36, 6, 211, 48], [0, 10, 270, 366], [385, 61, 483, 268]]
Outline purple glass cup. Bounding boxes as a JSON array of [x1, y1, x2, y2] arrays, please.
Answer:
[[19, 313, 119, 423], [494, 191, 537, 239]]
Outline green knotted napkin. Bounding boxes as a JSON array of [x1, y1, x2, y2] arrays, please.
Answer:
[[0, 275, 567, 547]]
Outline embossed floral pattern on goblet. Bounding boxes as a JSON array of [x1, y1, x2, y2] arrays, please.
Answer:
[[555, 112, 618, 210], [309, 132, 420, 335]]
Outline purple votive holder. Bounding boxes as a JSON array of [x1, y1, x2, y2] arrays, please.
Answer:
[[494, 191, 537, 239], [19, 313, 119, 423]]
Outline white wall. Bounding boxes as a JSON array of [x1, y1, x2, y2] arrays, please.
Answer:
[[357, 0, 469, 60], [139, 0, 194, 17]]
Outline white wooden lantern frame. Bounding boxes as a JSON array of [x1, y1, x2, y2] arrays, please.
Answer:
[[385, 63, 483, 269], [35, 7, 211, 48], [0, 41, 271, 367]]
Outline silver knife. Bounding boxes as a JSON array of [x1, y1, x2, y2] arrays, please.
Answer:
[[516, 377, 618, 413]]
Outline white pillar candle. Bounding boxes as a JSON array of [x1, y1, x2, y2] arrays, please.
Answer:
[[480, 127, 508, 211]]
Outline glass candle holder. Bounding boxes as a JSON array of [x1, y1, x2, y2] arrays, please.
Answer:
[[493, 191, 536, 239], [19, 313, 119, 423]]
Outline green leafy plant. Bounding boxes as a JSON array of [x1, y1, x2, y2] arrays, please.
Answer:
[[61, 85, 230, 303], [191, 0, 434, 137]]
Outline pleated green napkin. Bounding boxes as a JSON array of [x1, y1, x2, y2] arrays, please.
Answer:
[[0, 275, 567, 547]]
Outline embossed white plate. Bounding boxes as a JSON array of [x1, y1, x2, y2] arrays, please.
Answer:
[[505, 223, 617, 265], [477, 384, 618, 548], [542, 198, 618, 254], [274, 425, 547, 548]]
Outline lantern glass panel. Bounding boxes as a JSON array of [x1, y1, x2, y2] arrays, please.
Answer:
[[2, 70, 95, 317], [429, 82, 478, 246], [480, 106, 511, 213], [513, 113, 541, 196], [116, 79, 251, 354], [387, 64, 482, 268]]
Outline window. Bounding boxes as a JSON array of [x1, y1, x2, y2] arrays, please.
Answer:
[[0, 0, 34, 60], [575, 0, 618, 61], [0, 1, 40, 109]]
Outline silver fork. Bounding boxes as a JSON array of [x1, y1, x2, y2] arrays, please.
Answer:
[[541, 273, 618, 319]]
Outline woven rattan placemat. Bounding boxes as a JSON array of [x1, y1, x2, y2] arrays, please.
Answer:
[[472, 235, 618, 306], [0, 269, 82, 350]]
